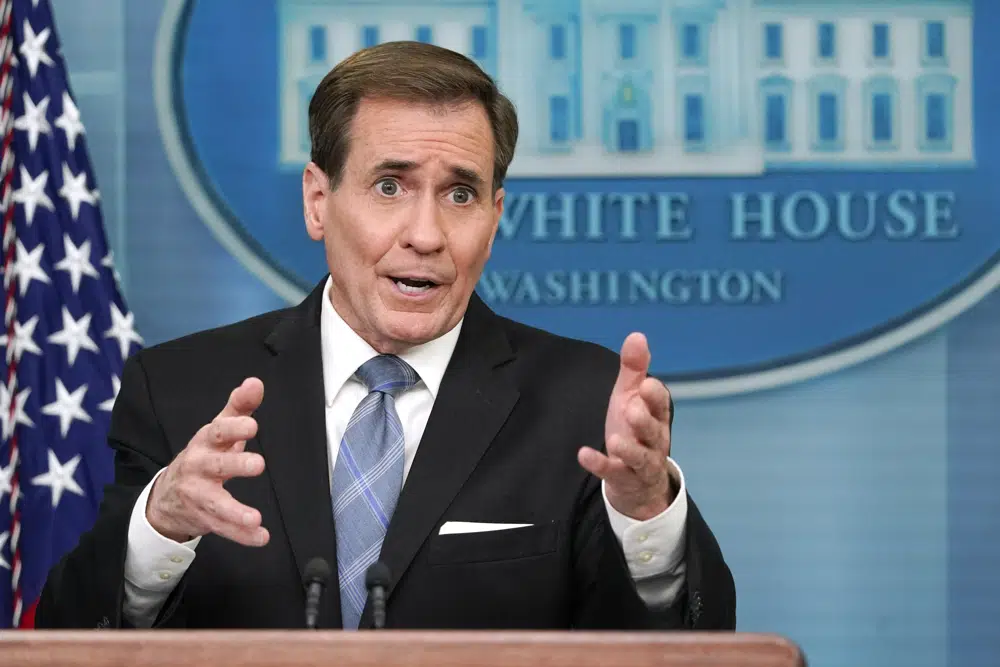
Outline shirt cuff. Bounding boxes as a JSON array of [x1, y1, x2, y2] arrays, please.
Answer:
[[602, 457, 688, 580], [125, 467, 202, 592]]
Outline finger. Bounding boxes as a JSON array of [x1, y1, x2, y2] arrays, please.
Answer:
[[639, 377, 672, 426], [196, 486, 270, 547], [213, 523, 269, 548], [192, 449, 265, 480], [216, 378, 265, 420], [577, 445, 632, 484], [196, 415, 258, 450], [608, 436, 663, 479], [221, 524, 270, 547], [625, 396, 663, 450], [224, 433, 250, 454], [613, 333, 651, 396]]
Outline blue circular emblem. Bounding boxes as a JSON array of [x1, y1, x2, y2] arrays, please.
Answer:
[[154, 0, 1000, 398]]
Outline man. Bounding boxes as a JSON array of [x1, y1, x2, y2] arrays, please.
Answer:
[[36, 41, 735, 631]]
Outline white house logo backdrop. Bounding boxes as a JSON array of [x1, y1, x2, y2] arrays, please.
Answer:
[[153, 0, 997, 398]]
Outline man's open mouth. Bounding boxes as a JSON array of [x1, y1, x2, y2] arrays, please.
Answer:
[[390, 276, 439, 295]]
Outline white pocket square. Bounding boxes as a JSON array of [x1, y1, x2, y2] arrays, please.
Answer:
[[439, 521, 532, 535]]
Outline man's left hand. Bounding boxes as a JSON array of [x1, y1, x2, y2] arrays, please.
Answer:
[[578, 332, 675, 521]]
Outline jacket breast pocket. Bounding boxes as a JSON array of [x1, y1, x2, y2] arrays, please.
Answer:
[[427, 521, 560, 566]]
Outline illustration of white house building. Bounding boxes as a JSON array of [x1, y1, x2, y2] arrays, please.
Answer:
[[277, 0, 974, 177]]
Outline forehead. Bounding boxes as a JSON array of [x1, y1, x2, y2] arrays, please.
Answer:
[[346, 97, 495, 177]]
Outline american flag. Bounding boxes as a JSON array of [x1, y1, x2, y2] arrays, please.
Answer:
[[0, 0, 142, 627]]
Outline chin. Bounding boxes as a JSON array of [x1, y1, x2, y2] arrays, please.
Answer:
[[380, 313, 452, 348]]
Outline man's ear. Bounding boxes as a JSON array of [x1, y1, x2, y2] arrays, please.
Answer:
[[302, 162, 329, 241], [487, 186, 505, 256]]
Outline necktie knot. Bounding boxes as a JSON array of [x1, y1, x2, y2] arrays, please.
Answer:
[[355, 355, 417, 396]]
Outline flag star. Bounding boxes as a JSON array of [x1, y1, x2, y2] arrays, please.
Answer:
[[102, 250, 123, 285], [98, 375, 120, 412], [58, 162, 97, 220], [0, 314, 43, 362], [105, 303, 143, 360], [12, 165, 55, 224], [0, 382, 34, 440], [13, 92, 52, 152], [47, 306, 99, 365], [18, 19, 54, 78], [8, 239, 51, 296], [0, 457, 15, 504], [54, 91, 85, 151], [31, 449, 85, 509], [54, 234, 99, 293], [41, 378, 92, 438], [0, 532, 9, 570]]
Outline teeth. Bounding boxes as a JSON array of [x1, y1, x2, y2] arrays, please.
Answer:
[[394, 279, 432, 295]]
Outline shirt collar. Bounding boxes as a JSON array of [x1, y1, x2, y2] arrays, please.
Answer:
[[319, 275, 462, 400]]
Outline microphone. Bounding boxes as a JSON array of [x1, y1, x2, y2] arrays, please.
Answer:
[[303, 557, 331, 630], [365, 561, 391, 630]]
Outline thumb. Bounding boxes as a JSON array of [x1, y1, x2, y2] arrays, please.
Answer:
[[613, 332, 650, 394], [217, 377, 265, 420]]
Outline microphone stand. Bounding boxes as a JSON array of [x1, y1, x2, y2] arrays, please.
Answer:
[[365, 562, 391, 630], [303, 557, 331, 630]]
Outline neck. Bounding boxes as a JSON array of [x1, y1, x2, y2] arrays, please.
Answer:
[[326, 286, 414, 356]]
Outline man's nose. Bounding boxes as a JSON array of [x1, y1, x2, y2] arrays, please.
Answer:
[[401, 195, 447, 253]]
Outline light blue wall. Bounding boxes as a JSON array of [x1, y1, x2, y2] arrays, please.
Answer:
[[50, 2, 1000, 666], [679, 330, 948, 667]]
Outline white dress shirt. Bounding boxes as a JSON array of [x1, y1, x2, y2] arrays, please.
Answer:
[[122, 278, 689, 627]]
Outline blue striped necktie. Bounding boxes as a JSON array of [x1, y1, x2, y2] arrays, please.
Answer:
[[331, 354, 417, 630]]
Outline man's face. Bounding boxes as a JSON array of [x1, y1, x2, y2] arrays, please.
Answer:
[[303, 97, 504, 354]]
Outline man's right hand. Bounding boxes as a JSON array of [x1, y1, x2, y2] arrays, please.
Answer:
[[145, 378, 269, 547]]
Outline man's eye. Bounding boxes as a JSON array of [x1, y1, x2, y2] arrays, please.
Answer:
[[376, 179, 400, 196], [451, 187, 475, 204]]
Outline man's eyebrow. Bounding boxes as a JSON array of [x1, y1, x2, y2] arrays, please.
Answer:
[[451, 166, 485, 189], [370, 160, 486, 189], [371, 159, 417, 174]]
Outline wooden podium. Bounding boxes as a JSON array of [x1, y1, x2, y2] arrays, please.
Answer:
[[0, 631, 805, 667]]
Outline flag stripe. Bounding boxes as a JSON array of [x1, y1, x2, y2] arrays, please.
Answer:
[[0, 0, 24, 629]]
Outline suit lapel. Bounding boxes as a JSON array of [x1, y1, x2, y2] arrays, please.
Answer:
[[255, 280, 341, 629], [359, 294, 519, 627]]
